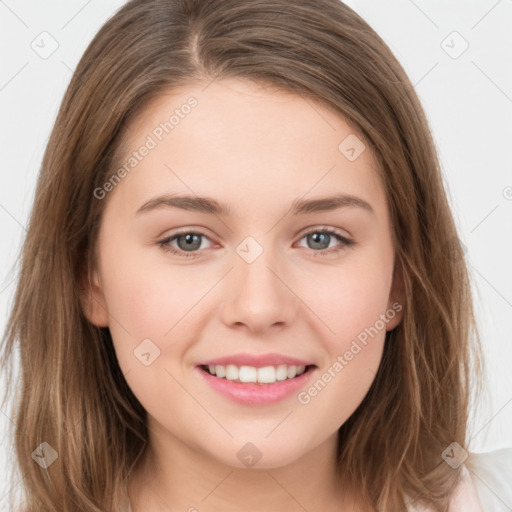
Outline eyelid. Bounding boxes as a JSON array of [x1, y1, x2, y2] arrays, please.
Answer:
[[158, 224, 351, 242], [297, 224, 352, 240]]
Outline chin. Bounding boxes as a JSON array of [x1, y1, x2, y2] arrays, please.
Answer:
[[209, 441, 307, 471]]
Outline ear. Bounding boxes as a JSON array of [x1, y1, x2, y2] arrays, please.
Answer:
[[79, 267, 110, 327], [386, 257, 405, 331]]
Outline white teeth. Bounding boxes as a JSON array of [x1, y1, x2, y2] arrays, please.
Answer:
[[225, 364, 239, 380], [239, 366, 257, 383], [287, 365, 297, 378], [276, 364, 288, 381], [258, 366, 277, 383], [204, 363, 308, 384]]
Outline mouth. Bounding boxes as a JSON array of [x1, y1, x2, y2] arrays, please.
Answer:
[[195, 353, 318, 404], [198, 363, 317, 385]]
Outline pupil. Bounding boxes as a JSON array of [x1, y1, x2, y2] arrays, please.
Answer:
[[309, 232, 329, 249], [179, 233, 201, 251]]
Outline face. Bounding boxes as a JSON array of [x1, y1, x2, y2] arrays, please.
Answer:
[[84, 78, 404, 470]]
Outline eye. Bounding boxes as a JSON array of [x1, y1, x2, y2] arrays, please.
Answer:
[[157, 227, 354, 259], [157, 230, 213, 259], [296, 228, 354, 255]]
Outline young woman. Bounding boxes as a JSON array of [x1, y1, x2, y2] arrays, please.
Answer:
[[1, 0, 511, 511]]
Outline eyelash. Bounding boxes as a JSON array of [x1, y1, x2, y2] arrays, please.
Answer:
[[157, 227, 354, 259]]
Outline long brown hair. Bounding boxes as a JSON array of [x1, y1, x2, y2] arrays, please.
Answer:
[[0, 0, 487, 510]]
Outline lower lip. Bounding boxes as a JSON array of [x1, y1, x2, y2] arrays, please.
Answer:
[[196, 366, 316, 405]]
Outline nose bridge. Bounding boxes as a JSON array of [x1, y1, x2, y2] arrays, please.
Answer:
[[220, 234, 297, 331], [235, 234, 284, 305]]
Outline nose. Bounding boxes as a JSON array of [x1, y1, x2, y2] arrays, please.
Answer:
[[219, 246, 298, 334]]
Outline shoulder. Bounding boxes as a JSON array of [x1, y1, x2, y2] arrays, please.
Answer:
[[405, 446, 512, 512], [466, 446, 512, 511]]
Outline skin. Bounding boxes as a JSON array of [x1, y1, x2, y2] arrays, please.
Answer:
[[83, 78, 405, 512]]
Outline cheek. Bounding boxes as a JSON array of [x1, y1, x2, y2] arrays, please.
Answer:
[[101, 261, 203, 414], [303, 257, 393, 348], [98, 247, 206, 377], [295, 261, 392, 424], [101, 242, 207, 333]]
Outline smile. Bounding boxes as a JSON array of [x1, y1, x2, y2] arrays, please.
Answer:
[[196, 364, 317, 405], [200, 363, 309, 384]]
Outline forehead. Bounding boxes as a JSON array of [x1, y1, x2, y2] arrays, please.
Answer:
[[109, 78, 386, 219]]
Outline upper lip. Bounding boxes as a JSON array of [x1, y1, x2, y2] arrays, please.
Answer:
[[196, 353, 315, 368]]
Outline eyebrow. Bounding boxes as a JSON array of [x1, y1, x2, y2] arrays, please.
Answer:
[[136, 193, 374, 217]]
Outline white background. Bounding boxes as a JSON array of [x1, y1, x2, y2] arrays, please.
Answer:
[[1, 0, 511, 502]]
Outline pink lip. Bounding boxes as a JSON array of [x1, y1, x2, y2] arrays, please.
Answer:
[[196, 365, 317, 405], [195, 353, 314, 368]]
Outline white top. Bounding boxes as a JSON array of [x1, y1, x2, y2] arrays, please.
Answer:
[[462, 447, 512, 511], [121, 447, 512, 512], [407, 447, 512, 511]]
